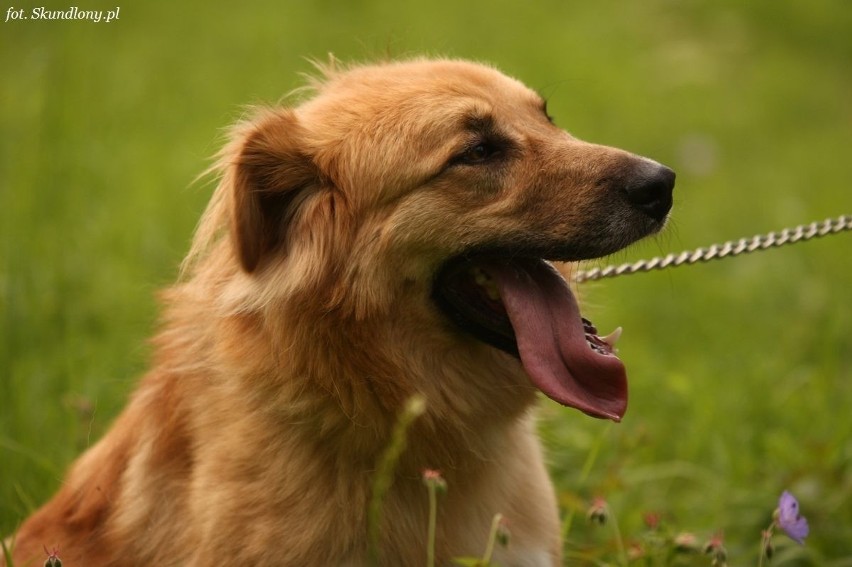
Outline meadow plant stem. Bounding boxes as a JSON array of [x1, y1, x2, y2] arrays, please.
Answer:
[[1, 537, 14, 567], [579, 424, 611, 483], [426, 481, 437, 567], [560, 424, 611, 542], [367, 394, 426, 566], [607, 505, 628, 567], [480, 513, 504, 565], [758, 522, 776, 567]]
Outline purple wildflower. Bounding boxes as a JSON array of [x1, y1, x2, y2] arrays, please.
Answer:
[[777, 491, 809, 544]]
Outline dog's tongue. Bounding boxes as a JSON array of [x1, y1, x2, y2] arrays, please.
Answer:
[[486, 261, 627, 421]]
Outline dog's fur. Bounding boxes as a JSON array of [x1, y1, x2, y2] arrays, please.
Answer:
[[7, 58, 673, 566]]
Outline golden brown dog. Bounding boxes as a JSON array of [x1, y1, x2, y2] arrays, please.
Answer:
[[7, 58, 674, 566]]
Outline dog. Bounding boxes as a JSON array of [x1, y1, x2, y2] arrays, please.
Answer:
[[6, 58, 674, 566]]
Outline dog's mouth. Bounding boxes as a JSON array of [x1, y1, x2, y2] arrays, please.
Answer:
[[433, 256, 627, 421]]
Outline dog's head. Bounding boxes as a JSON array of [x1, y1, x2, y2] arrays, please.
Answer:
[[199, 58, 674, 422]]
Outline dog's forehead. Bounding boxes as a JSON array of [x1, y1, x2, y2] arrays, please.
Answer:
[[302, 60, 544, 122]]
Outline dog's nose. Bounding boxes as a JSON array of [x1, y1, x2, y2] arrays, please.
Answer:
[[624, 162, 676, 221]]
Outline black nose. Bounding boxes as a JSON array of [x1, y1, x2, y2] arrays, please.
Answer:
[[624, 163, 676, 221]]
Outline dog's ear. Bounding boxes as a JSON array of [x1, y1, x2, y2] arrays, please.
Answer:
[[231, 110, 317, 273]]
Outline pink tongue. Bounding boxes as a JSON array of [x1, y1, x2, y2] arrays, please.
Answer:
[[486, 261, 627, 421]]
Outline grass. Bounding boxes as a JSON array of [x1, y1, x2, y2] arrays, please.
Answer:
[[2, 1, 851, 564], [368, 395, 426, 565]]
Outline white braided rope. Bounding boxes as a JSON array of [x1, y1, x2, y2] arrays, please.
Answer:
[[573, 215, 851, 283]]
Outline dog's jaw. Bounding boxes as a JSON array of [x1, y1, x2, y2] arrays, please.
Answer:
[[489, 260, 627, 421], [433, 257, 627, 421]]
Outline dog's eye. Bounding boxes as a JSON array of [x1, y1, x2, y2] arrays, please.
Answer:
[[456, 142, 499, 165]]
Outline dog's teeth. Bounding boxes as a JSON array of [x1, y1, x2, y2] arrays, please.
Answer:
[[470, 267, 500, 301], [472, 267, 488, 286], [484, 285, 500, 301], [600, 327, 623, 347]]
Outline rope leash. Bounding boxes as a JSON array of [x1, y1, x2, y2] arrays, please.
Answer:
[[573, 215, 851, 283]]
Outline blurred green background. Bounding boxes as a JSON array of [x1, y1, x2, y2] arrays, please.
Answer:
[[1, 1, 850, 564]]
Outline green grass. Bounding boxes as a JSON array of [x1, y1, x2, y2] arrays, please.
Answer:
[[2, 1, 851, 564]]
